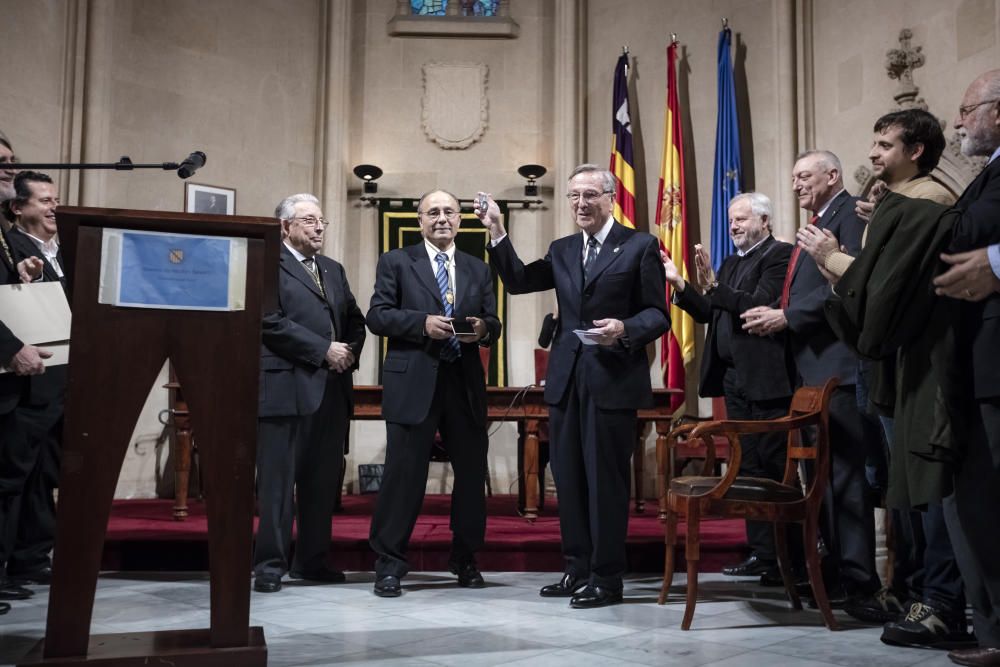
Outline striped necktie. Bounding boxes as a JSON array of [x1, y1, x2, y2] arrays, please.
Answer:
[[583, 235, 599, 283], [302, 257, 325, 295], [435, 252, 461, 361]]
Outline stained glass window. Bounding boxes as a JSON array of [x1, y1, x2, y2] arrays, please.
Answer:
[[410, 0, 499, 16]]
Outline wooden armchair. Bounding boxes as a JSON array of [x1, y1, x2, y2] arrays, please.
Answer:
[[657, 379, 840, 631], [656, 396, 731, 521]]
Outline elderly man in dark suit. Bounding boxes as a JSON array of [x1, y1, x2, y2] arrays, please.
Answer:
[[367, 190, 501, 598], [928, 69, 1000, 667], [478, 163, 670, 608], [253, 193, 366, 594], [663, 191, 794, 583], [742, 151, 886, 621]]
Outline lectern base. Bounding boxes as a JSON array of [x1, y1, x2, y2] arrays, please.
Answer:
[[17, 627, 267, 667]]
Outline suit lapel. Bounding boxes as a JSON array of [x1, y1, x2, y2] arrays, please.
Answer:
[[583, 222, 628, 289], [566, 233, 584, 289], [792, 192, 850, 282], [316, 256, 342, 332], [280, 246, 323, 298], [408, 244, 444, 308]]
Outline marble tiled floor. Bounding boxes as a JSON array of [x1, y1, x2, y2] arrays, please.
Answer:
[[0, 572, 958, 667]]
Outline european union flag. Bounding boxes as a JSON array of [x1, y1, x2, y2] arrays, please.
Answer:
[[710, 27, 742, 271]]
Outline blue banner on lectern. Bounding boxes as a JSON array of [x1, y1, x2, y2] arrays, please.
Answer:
[[99, 229, 247, 311]]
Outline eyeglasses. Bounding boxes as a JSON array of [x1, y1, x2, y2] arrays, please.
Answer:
[[290, 216, 327, 228], [958, 98, 1000, 120], [419, 208, 459, 220], [566, 190, 612, 204]]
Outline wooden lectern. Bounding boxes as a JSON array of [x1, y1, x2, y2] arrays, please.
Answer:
[[18, 207, 279, 667]]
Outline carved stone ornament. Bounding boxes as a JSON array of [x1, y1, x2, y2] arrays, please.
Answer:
[[856, 27, 983, 194], [885, 29, 927, 110], [421, 62, 489, 150]]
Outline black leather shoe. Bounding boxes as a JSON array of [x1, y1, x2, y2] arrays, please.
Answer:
[[9, 567, 52, 586], [722, 554, 778, 577], [253, 573, 282, 593], [0, 582, 34, 600], [570, 585, 623, 609], [450, 562, 485, 588], [758, 567, 791, 587], [289, 568, 346, 583], [0, 602, 9, 615], [374, 575, 401, 598], [948, 648, 1000, 666], [539, 573, 586, 598]]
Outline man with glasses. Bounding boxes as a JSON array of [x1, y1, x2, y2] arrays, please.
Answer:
[[253, 193, 366, 593], [927, 69, 1000, 667], [478, 164, 669, 608], [367, 190, 501, 598]]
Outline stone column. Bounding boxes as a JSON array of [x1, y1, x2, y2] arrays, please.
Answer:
[[772, 0, 798, 240], [553, 0, 586, 232], [317, 0, 353, 259]]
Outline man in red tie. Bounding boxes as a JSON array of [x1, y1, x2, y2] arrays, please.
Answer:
[[742, 151, 888, 622]]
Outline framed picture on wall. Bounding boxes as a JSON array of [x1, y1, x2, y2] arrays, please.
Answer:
[[184, 183, 236, 215]]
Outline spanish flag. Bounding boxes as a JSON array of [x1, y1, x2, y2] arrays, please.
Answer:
[[609, 52, 636, 229], [655, 42, 695, 411]]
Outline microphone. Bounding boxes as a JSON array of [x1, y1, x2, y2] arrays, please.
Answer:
[[537, 312, 558, 348], [176, 151, 206, 179]]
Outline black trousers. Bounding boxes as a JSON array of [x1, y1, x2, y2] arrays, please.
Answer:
[[944, 398, 1000, 647], [0, 397, 61, 576], [254, 376, 349, 577], [822, 385, 880, 594], [369, 361, 488, 578], [548, 360, 636, 591], [721, 367, 790, 561]]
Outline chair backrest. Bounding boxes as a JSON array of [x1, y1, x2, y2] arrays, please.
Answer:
[[533, 348, 549, 386], [783, 378, 839, 504]]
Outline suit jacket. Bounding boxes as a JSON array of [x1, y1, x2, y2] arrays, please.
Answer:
[[0, 228, 26, 413], [675, 235, 795, 402], [488, 222, 670, 409], [259, 245, 366, 419], [948, 157, 1000, 399], [784, 191, 865, 386], [366, 243, 501, 426], [6, 226, 67, 405]]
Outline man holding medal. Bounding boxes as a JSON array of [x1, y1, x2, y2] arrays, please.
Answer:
[[367, 189, 501, 597]]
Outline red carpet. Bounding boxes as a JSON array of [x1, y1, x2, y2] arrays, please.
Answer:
[[102, 495, 748, 573]]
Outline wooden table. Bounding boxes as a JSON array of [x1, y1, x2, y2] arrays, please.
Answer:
[[170, 385, 678, 522], [353, 385, 678, 521]]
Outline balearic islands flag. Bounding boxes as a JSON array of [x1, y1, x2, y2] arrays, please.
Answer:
[[609, 52, 637, 229], [655, 42, 696, 412]]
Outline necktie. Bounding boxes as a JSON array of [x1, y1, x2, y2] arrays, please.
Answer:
[[0, 230, 13, 269], [779, 214, 817, 309], [302, 257, 325, 295], [435, 252, 461, 361], [583, 236, 599, 283]]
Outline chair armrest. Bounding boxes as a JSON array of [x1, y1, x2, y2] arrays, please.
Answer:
[[690, 413, 819, 439]]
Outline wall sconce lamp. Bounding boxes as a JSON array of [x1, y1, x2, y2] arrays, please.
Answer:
[[353, 164, 383, 194], [517, 164, 546, 197]]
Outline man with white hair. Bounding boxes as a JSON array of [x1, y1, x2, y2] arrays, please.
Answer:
[[663, 192, 794, 583], [252, 193, 366, 594]]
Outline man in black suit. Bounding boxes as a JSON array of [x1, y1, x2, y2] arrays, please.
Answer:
[[253, 193, 366, 593], [478, 164, 670, 608], [929, 69, 1000, 667], [0, 141, 48, 612], [663, 192, 794, 582], [1, 171, 66, 590], [367, 190, 501, 598], [743, 151, 886, 620]]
